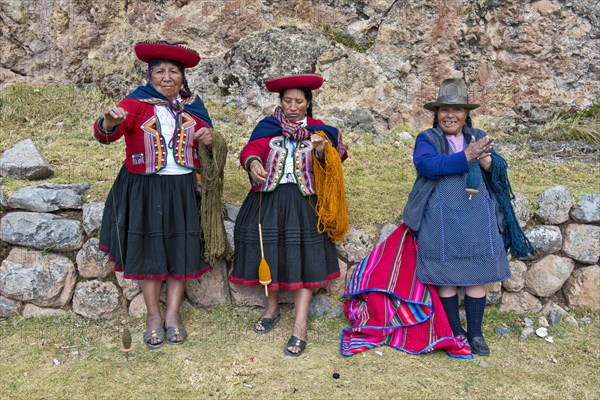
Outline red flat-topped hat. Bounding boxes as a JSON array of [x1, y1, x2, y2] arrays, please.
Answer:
[[265, 74, 324, 93], [134, 41, 201, 68]]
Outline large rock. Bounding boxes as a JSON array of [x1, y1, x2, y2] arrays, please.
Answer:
[[502, 260, 527, 292], [562, 224, 600, 264], [22, 304, 68, 318], [224, 220, 235, 253], [128, 292, 147, 319], [0, 189, 6, 209], [535, 186, 573, 224], [524, 225, 562, 258], [7, 183, 90, 212], [228, 283, 295, 307], [563, 265, 600, 311], [525, 255, 575, 297], [72, 280, 122, 320], [194, 26, 331, 118], [76, 238, 112, 279], [336, 227, 373, 263], [0, 139, 53, 180], [229, 284, 268, 307], [308, 293, 343, 318], [377, 223, 398, 245], [570, 194, 600, 223], [0, 248, 76, 307], [485, 281, 502, 305], [115, 271, 141, 301], [186, 262, 231, 307], [224, 203, 240, 222], [0, 295, 22, 317], [512, 193, 532, 228], [329, 259, 349, 296], [499, 291, 542, 313], [82, 201, 105, 236], [0, 212, 83, 251]]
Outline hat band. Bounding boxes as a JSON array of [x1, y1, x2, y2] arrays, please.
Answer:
[[436, 95, 469, 104]]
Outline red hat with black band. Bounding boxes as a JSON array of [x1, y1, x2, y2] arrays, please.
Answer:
[[134, 41, 201, 68], [265, 74, 324, 93]]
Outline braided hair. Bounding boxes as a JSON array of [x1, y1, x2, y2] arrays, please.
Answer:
[[147, 58, 192, 98]]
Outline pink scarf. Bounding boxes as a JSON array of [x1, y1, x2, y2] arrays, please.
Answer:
[[272, 106, 311, 141]]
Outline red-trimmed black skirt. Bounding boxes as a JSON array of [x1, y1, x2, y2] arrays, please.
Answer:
[[229, 184, 340, 290], [99, 167, 211, 280]]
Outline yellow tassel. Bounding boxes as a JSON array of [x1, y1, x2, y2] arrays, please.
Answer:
[[312, 131, 349, 242]]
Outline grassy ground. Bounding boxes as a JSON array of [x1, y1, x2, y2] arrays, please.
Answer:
[[1, 84, 599, 399], [0, 307, 598, 399], [1, 84, 599, 234]]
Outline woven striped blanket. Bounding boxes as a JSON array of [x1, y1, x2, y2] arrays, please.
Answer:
[[340, 224, 472, 358]]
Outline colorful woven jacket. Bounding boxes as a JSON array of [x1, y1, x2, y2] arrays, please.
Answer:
[[93, 98, 210, 175], [240, 116, 345, 196]]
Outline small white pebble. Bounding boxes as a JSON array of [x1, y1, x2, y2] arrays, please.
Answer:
[[535, 327, 548, 338], [374, 351, 383, 356], [53, 359, 61, 366]]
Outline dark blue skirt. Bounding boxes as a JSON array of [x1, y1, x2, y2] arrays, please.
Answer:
[[99, 167, 211, 280], [229, 184, 340, 290]]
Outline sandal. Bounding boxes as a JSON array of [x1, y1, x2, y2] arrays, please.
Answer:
[[166, 325, 188, 345], [253, 313, 281, 334], [143, 327, 166, 350], [284, 335, 307, 357]]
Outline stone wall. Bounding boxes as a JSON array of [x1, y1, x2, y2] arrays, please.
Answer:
[[1, 140, 598, 320], [1, 0, 598, 134]]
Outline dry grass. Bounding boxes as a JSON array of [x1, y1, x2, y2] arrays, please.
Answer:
[[0, 307, 598, 399], [1, 84, 599, 233], [1, 84, 600, 399]]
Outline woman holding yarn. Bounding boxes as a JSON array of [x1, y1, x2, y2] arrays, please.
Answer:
[[94, 41, 224, 349], [402, 78, 533, 356], [229, 74, 348, 356]]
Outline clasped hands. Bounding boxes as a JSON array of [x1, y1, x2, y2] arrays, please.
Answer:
[[465, 136, 494, 169]]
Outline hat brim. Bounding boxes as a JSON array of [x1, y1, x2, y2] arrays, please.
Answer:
[[135, 43, 200, 68], [424, 101, 480, 111], [265, 74, 323, 93]]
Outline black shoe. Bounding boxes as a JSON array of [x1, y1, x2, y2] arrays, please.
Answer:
[[469, 336, 490, 356]]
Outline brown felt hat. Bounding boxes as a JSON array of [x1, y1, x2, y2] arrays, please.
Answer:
[[423, 78, 480, 111]]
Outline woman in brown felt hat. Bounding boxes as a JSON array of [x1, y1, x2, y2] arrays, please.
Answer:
[[402, 78, 533, 356], [94, 41, 219, 349], [229, 74, 348, 357]]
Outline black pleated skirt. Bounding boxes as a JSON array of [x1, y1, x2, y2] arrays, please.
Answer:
[[99, 167, 211, 280], [229, 184, 340, 290]]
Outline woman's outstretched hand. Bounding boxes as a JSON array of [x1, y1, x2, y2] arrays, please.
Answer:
[[249, 159, 267, 185], [103, 107, 127, 131]]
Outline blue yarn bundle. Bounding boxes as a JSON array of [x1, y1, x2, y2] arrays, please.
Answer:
[[465, 159, 482, 199], [484, 153, 536, 258]]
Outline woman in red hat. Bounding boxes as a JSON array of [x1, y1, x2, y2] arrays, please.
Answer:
[[229, 74, 348, 356], [94, 41, 216, 349]]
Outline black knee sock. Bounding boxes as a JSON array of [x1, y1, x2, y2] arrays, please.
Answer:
[[439, 294, 464, 337], [464, 294, 487, 339]]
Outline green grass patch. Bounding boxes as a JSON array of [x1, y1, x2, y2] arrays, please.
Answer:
[[322, 24, 373, 53], [0, 83, 598, 232]]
